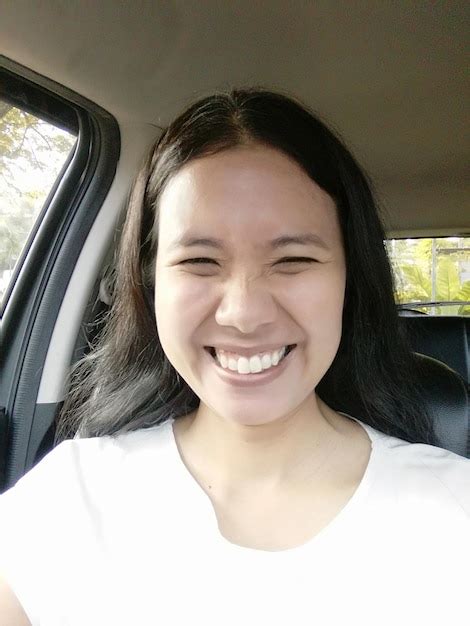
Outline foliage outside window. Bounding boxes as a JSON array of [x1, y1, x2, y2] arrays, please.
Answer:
[[0, 101, 76, 303], [386, 238, 470, 316]]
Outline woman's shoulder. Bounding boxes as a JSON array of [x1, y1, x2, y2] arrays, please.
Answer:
[[371, 422, 469, 467], [348, 413, 469, 472], [367, 423, 470, 515], [1, 419, 175, 504]]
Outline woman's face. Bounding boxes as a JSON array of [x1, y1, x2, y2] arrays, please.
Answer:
[[154, 145, 346, 427]]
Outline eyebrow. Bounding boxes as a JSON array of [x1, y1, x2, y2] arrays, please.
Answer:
[[169, 232, 331, 252]]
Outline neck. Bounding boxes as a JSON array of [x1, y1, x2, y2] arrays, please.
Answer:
[[173, 395, 347, 498]]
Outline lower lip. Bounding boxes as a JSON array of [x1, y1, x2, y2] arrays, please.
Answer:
[[204, 346, 297, 387]]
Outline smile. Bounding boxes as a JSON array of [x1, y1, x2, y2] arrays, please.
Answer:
[[205, 345, 296, 374], [204, 344, 297, 386]]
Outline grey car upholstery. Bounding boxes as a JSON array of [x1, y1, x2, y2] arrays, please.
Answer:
[[402, 316, 469, 384]]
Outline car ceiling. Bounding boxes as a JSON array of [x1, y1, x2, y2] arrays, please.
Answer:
[[1, 0, 468, 235]]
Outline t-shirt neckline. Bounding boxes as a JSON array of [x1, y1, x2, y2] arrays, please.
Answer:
[[164, 413, 379, 557]]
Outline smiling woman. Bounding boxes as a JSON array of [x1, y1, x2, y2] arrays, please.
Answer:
[[0, 88, 469, 626], [56, 89, 436, 445]]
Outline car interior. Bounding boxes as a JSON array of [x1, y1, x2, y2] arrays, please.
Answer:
[[0, 0, 469, 505]]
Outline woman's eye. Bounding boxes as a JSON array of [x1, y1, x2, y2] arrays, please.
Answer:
[[276, 257, 318, 264], [181, 258, 218, 265], [179, 257, 318, 268]]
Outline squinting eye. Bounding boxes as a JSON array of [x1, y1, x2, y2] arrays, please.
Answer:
[[180, 258, 218, 265], [277, 257, 318, 264], [179, 257, 318, 268]]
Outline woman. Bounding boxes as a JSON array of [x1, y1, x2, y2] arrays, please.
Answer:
[[1, 89, 468, 625]]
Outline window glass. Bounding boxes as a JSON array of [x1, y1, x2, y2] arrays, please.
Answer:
[[386, 237, 470, 316], [0, 100, 77, 303]]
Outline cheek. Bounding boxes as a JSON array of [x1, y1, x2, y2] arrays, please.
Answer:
[[291, 269, 345, 310], [154, 274, 208, 343], [293, 271, 346, 344]]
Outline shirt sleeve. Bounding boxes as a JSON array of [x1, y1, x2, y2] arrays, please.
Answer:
[[0, 441, 78, 625]]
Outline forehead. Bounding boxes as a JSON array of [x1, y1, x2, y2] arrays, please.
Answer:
[[157, 145, 340, 249]]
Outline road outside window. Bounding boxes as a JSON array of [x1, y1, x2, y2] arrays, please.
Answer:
[[0, 101, 76, 304]]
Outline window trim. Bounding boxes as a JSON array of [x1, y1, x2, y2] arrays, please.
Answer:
[[0, 55, 120, 488], [1, 68, 79, 133]]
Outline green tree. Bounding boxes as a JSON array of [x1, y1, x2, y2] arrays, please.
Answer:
[[388, 237, 470, 315], [0, 102, 76, 275]]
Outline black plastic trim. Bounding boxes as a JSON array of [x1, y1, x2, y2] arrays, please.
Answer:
[[0, 407, 9, 492], [1, 67, 79, 133]]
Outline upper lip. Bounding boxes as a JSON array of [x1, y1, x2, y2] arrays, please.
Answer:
[[205, 343, 296, 356]]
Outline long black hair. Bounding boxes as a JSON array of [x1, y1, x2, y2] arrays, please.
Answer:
[[55, 88, 436, 445]]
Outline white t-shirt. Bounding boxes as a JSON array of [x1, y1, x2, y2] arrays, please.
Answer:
[[0, 415, 469, 626]]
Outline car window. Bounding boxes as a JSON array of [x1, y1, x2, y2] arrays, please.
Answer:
[[0, 100, 77, 304], [387, 237, 470, 316]]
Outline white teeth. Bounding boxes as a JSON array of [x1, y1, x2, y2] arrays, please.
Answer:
[[214, 346, 288, 374], [237, 355, 263, 374], [248, 355, 262, 373], [261, 354, 271, 369], [237, 357, 251, 374]]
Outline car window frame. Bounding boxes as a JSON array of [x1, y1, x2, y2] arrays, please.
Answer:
[[0, 56, 120, 491]]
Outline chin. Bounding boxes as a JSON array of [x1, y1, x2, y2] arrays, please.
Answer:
[[204, 400, 296, 429]]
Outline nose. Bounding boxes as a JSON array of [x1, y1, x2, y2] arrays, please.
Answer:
[[214, 276, 278, 334]]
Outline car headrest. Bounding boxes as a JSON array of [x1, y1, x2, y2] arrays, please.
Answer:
[[413, 353, 469, 457], [401, 316, 469, 384], [322, 353, 468, 458]]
